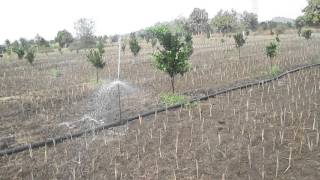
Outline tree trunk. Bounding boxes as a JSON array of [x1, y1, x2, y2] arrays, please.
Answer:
[[96, 68, 99, 83], [238, 48, 241, 60], [171, 76, 175, 94], [270, 57, 273, 71]]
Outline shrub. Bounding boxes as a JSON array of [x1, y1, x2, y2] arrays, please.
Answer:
[[25, 49, 36, 65], [160, 93, 188, 106], [271, 65, 281, 76], [13, 47, 25, 59], [302, 29, 312, 40]]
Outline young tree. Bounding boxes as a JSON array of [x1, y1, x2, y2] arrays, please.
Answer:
[[55, 30, 73, 48], [233, 33, 246, 60], [295, 16, 306, 36], [302, 29, 313, 40], [12, 46, 25, 59], [129, 33, 141, 63], [96, 40, 105, 55], [121, 42, 126, 54], [25, 49, 36, 65], [4, 39, 11, 55], [148, 24, 193, 93], [211, 10, 239, 35], [266, 42, 278, 70], [86, 49, 105, 83]]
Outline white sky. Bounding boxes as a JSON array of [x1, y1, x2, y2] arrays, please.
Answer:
[[0, 0, 307, 43]]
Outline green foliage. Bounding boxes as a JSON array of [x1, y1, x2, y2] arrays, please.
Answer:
[[302, 29, 313, 40], [96, 41, 105, 55], [55, 30, 73, 48], [13, 46, 25, 59], [266, 42, 278, 59], [160, 93, 188, 106], [86, 49, 106, 83], [302, 0, 320, 25], [188, 8, 210, 35], [271, 65, 282, 76], [129, 33, 141, 57], [266, 41, 278, 70], [241, 11, 258, 31], [233, 33, 246, 48], [233, 33, 246, 60], [25, 49, 36, 65], [148, 24, 193, 93], [86, 49, 105, 69], [211, 10, 238, 34], [275, 35, 281, 43]]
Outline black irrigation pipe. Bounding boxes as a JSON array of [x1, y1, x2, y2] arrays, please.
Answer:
[[1, 63, 320, 157]]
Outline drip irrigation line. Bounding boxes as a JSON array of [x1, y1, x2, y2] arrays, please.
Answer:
[[1, 63, 319, 157]]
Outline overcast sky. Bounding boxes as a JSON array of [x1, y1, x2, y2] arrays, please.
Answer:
[[0, 0, 308, 43]]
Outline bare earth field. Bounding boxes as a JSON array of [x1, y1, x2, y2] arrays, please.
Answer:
[[0, 34, 320, 179]]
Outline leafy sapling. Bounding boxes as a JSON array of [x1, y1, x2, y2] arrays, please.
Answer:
[[233, 33, 246, 60], [129, 32, 141, 63], [266, 42, 278, 71], [86, 49, 106, 83], [148, 24, 193, 93]]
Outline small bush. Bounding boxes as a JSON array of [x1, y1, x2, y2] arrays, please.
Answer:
[[160, 93, 188, 106], [302, 29, 312, 40], [25, 50, 35, 65], [13, 48, 25, 59], [271, 65, 281, 76]]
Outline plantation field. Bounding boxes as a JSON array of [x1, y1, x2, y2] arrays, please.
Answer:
[[1, 57, 320, 179], [0, 34, 320, 179]]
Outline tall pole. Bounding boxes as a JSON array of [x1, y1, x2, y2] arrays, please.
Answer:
[[117, 37, 122, 123]]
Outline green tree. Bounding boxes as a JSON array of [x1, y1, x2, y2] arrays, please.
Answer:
[[96, 40, 105, 55], [188, 8, 210, 35], [295, 16, 306, 36], [12, 41, 25, 60], [55, 30, 73, 48], [148, 24, 193, 93], [86, 49, 106, 83], [25, 49, 36, 65], [241, 11, 258, 31], [4, 39, 11, 55], [129, 33, 141, 63], [233, 33, 246, 60], [211, 10, 239, 35], [302, 29, 313, 39], [302, 0, 320, 25], [266, 42, 278, 70]]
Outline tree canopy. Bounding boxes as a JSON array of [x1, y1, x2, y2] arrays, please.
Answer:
[[147, 24, 193, 93], [302, 0, 320, 25], [188, 8, 210, 35]]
